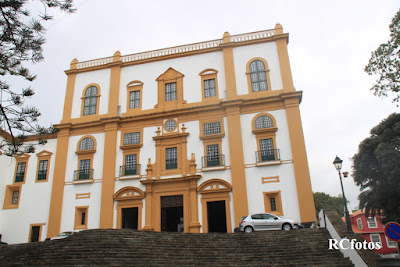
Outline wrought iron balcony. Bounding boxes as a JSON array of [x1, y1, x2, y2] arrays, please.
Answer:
[[74, 169, 94, 181], [202, 154, 225, 168], [37, 170, 47, 181], [120, 164, 141, 176], [256, 149, 280, 162], [166, 159, 177, 170]]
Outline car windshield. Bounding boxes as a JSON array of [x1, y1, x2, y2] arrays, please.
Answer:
[[58, 232, 72, 237]]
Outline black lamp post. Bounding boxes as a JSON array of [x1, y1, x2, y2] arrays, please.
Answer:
[[333, 156, 354, 235]]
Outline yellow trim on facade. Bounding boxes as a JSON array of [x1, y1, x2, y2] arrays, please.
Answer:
[[28, 223, 45, 242], [275, 24, 295, 92], [61, 60, 77, 123], [74, 206, 89, 230], [35, 150, 53, 183], [14, 153, 30, 184], [107, 51, 122, 117], [80, 83, 101, 117], [114, 187, 144, 230], [199, 69, 220, 103], [261, 176, 280, 184], [263, 190, 283, 216], [76, 193, 91, 199], [47, 126, 70, 238], [283, 96, 316, 223], [245, 57, 272, 95], [3, 184, 22, 209], [221, 32, 238, 100], [99, 120, 119, 228], [155, 68, 187, 110]]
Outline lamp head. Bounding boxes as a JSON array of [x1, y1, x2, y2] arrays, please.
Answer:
[[333, 156, 343, 171]]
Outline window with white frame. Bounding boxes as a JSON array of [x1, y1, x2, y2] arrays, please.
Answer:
[[367, 217, 377, 228], [203, 121, 221, 136], [356, 218, 363, 229], [123, 132, 140, 145], [386, 236, 397, 248], [370, 234, 381, 244]]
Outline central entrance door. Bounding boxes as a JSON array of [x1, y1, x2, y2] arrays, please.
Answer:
[[122, 207, 138, 229], [207, 200, 227, 233], [161, 195, 183, 232]]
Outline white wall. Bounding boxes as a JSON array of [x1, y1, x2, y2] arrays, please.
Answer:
[[0, 139, 57, 244], [119, 51, 226, 113], [233, 42, 283, 95]]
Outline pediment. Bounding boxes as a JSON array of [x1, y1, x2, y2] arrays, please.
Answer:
[[15, 153, 31, 160], [114, 186, 145, 201], [198, 179, 232, 194], [156, 67, 184, 81], [36, 150, 53, 157]]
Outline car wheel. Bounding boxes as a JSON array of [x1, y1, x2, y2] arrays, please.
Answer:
[[244, 226, 254, 233], [282, 223, 292, 231]]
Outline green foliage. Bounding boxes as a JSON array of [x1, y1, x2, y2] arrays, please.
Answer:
[[352, 113, 400, 223], [0, 0, 74, 156], [365, 9, 400, 104], [313, 192, 345, 217]]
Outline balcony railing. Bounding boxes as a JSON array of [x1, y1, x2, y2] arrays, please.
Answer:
[[202, 154, 225, 168], [74, 169, 94, 181], [37, 170, 47, 181], [166, 159, 177, 170], [120, 164, 141, 176], [256, 149, 280, 162], [15, 173, 25, 183]]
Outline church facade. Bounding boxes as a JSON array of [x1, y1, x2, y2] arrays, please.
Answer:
[[0, 24, 316, 244]]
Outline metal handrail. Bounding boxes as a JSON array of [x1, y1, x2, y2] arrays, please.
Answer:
[[255, 149, 280, 162], [73, 169, 94, 181], [119, 164, 141, 176], [201, 154, 225, 168]]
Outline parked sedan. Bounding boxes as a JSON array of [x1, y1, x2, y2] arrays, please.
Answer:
[[239, 213, 302, 232], [50, 231, 75, 240]]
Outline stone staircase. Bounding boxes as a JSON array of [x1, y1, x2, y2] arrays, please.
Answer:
[[0, 228, 353, 266]]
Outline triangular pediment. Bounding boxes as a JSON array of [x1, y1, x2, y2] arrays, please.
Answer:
[[15, 153, 31, 160], [156, 67, 184, 81], [36, 150, 53, 157]]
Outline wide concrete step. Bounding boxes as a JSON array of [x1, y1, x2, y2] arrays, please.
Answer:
[[0, 228, 354, 266]]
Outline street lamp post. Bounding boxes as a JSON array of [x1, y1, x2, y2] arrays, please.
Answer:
[[333, 156, 354, 235]]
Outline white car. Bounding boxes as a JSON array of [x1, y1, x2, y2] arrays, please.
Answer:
[[239, 212, 302, 232], [50, 231, 75, 240]]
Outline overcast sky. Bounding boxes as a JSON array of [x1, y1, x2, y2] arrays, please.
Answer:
[[25, 0, 400, 209]]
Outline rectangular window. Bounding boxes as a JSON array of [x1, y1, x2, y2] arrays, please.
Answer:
[[37, 160, 48, 180], [270, 198, 277, 211], [75, 206, 88, 230], [79, 159, 91, 180], [123, 132, 140, 145], [367, 217, 377, 228], [259, 139, 275, 161], [370, 234, 381, 244], [356, 218, 363, 229], [386, 236, 397, 248], [124, 154, 137, 175], [165, 82, 177, 101], [11, 191, 19, 205], [203, 121, 221, 136], [15, 162, 26, 182], [129, 91, 140, 109], [204, 78, 216, 98], [206, 144, 220, 167], [166, 147, 177, 170]]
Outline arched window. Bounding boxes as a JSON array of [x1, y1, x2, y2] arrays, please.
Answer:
[[79, 138, 94, 150], [83, 86, 98, 115], [254, 115, 274, 129], [249, 60, 268, 92]]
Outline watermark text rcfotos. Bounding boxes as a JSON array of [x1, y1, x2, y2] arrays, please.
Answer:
[[329, 239, 382, 250]]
